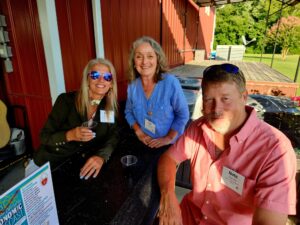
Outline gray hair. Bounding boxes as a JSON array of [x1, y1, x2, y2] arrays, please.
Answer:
[[128, 36, 169, 83]]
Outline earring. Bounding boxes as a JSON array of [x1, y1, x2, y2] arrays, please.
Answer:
[[107, 88, 112, 96]]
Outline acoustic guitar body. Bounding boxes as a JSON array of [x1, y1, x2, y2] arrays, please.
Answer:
[[0, 100, 11, 148]]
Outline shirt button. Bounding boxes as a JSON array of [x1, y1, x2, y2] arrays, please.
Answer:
[[203, 215, 208, 220], [206, 200, 209, 204], [207, 183, 211, 187], [56, 148, 59, 151]]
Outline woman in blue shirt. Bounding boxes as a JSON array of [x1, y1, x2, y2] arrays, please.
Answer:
[[125, 36, 189, 149]]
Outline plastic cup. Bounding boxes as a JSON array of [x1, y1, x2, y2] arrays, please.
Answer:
[[82, 121, 98, 131], [120, 155, 138, 167]]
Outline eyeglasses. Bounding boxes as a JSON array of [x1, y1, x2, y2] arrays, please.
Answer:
[[88, 71, 113, 82], [204, 63, 239, 76]]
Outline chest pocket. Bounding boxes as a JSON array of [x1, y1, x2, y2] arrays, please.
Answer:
[[153, 103, 173, 120]]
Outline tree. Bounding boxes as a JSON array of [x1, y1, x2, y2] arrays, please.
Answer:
[[267, 16, 300, 60], [213, 0, 300, 54]]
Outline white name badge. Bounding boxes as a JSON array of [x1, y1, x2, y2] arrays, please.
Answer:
[[221, 166, 245, 195], [100, 110, 115, 123], [145, 118, 156, 134]]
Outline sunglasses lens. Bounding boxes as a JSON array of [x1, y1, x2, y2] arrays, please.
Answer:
[[204, 64, 239, 76], [89, 71, 112, 81], [89, 71, 100, 80], [222, 64, 239, 74], [103, 73, 113, 82]]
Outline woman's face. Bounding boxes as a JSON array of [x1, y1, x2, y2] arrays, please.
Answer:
[[88, 64, 112, 100], [134, 42, 158, 79]]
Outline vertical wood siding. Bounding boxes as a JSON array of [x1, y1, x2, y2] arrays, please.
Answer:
[[0, 0, 52, 149], [185, 1, 200, 62], [55, 0, 96, 92], [101, 0, 161, 100], [198, 6, 215, 59], [162, 0, 185, 67]]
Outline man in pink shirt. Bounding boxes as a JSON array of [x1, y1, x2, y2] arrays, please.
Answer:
[[157, 63, 297, 225]]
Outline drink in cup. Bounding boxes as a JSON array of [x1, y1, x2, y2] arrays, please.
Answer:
[[82, 120, 98, 132]]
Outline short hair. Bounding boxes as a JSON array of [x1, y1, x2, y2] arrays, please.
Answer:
[[76, 58, 118, 117], [201, 63, 246, 93], [128, 36, 169, 83]]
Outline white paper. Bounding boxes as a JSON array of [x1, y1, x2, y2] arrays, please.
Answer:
[[100, 110, 114, 123], [221, 166, 245, 195], [145, 119, 156, 134]]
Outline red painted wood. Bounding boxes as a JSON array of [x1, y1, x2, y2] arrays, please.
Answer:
[[101, 0, 161, 100], [162, 0, 185, 67], [0, 0, 52, 149], [198, 7, 216, 59], [55, 0, 96, 92], [185, 1, 199, 62]]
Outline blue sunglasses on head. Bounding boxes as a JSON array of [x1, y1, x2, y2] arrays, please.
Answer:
[[88, 71, 113, 82], [204, 63, 239, 76]]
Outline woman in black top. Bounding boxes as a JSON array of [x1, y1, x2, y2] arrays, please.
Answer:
[[33, 58, 119, 179]]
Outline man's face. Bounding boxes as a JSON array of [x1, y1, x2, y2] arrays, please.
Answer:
[[202, 81, 247, 135]]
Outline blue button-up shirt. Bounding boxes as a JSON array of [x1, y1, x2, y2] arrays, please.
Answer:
[[125, 74, 189, 142]]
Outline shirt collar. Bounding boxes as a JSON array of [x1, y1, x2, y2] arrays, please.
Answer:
[[234, 105, 260, 143]]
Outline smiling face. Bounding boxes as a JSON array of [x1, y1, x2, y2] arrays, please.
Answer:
[[202, 81, 247, 135], [134, 42, 158, 79], [88, 64, 112, 100]]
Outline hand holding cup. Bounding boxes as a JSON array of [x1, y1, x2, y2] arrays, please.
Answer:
[[80, 121, 97, 141], [65, 121, 97, 142]]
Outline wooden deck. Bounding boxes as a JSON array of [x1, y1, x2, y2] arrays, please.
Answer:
[[169, 60, 299, 97]]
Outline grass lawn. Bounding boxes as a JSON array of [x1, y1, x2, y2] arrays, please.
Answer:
[[243, 54, 300, 96]]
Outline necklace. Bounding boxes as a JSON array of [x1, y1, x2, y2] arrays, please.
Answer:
[[147, 103, 153, 116], [90, 99, 101, 105]]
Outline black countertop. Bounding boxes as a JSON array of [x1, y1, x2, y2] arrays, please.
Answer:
[[52, 131, 166, 225]]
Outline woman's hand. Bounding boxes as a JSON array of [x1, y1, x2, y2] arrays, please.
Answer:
[[66, 126, 95, 142], [135, 128, 152, 145], [80, 156, 104, 179], [158, 191, 183, 225], [147, 136, 173, 148], [147, 129, 177, 148]]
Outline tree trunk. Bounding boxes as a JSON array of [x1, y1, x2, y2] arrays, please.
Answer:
[[281, 47, 289, 61]]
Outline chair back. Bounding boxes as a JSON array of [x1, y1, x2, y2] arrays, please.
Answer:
[[0, 100, 11, 148]]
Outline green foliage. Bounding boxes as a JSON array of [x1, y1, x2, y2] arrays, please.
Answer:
[[266, 16, 300, 58], [214, 0, 300, 54]]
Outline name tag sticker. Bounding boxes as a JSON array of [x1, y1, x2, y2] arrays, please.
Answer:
[[145, 119, 155, 134], [100, 110, 115, 123], [221, 166, 245, 195]]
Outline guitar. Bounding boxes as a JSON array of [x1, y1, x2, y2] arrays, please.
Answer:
[[0, 100, 11, 148]]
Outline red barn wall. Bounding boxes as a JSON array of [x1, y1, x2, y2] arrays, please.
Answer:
[[0, 0, 52, 149]]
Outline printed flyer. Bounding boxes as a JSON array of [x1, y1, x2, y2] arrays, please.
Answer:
[[0, 162, 59, 225]]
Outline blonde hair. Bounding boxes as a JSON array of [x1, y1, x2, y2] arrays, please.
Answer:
[[128, 36, 169, 83], [76, 58, 118, 117]]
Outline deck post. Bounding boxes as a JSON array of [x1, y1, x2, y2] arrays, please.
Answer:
[[270, 0, 284, 68], [294, 55, 300, 83]]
